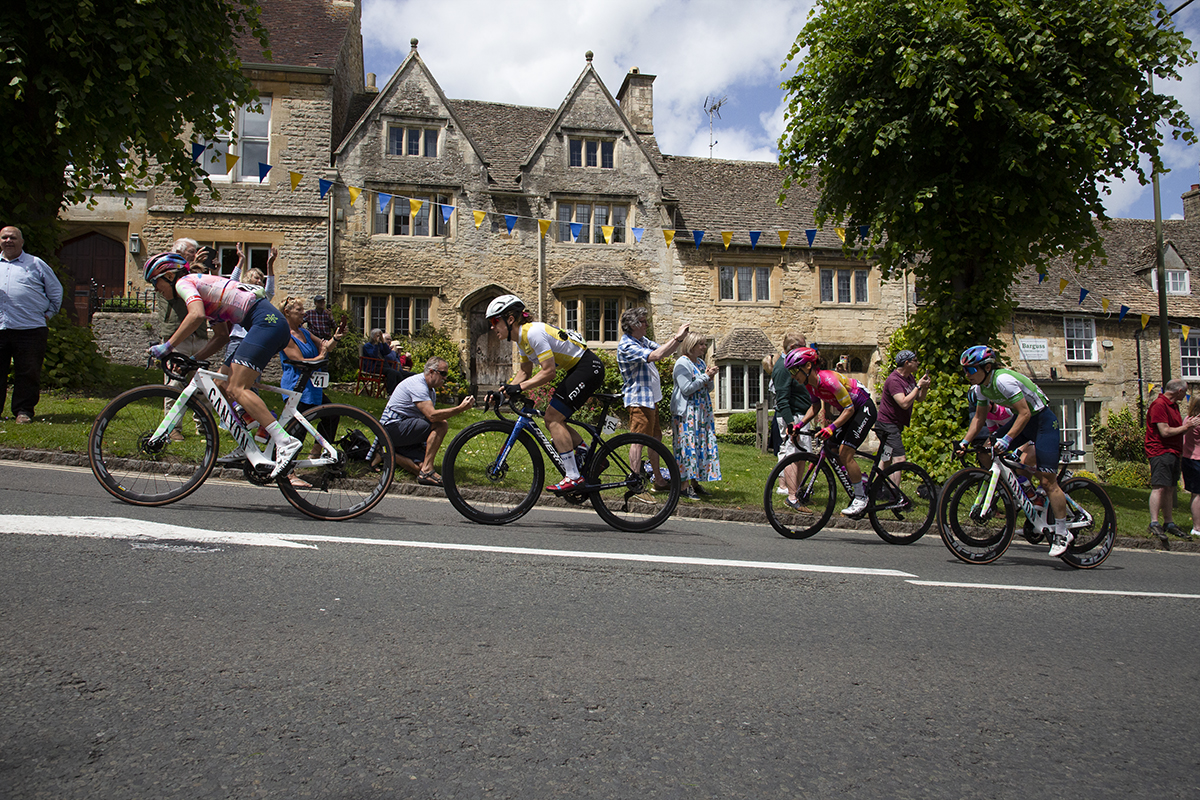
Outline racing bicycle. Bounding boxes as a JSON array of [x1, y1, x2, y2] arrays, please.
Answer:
[[442, 391, 681, 532], [88, 352, 394, 521], [763, 428, 938, 544], [936, 440, 1116, 568]]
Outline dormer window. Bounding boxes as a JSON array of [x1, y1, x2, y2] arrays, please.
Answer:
[[387, 124, 439, 158], [569, 137, 614, 169]]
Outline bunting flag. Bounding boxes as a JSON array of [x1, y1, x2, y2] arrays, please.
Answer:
[[780, 230, 791, 247], [1149, 383, 1156, 394], [1058, 278, 1069, 295], [348, 186, 361, 205], [410, 198, 424, 218], [225, 154, 239, 174], [258, 162, 271, 182], [722, 232, 733, 250], [1079, 288, 1089, 305], [602, 225, 614, 245], [631, 227, 644, 243], [1119, 305, 1130, 321], [289, 171, 303, 191], [693, 230, 704, 249], [1142, 314, 1151, 330], [538, 219, 551, 239], [806, 229, 816, 247], [570, 222, 583, 242], [377, 193, 392, 214], [440, 204, 454, 224], [191, 142, 205, 162], [664, 229, 676, 247], [858, 225, 869, 243], [1185, 325, 1192, 341], [1038, 272, 1047, 284], [1101, 297, 1110, 313], [835, 227, 846, 243], [504, 214, 517, 234], [473, 210, 486, 229], [749, 231, 760, 249]]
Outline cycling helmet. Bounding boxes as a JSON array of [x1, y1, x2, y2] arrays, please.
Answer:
[[486, 294, 525, 320], [959, 345, 998, 369], [783, 347, 819, 371], [895, 349, 917, 366], [143, 251, 189, 285]]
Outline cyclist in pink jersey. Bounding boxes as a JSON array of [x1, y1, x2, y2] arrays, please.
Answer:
[[142, 252, 301, 479], [786, 347, 878, 516]]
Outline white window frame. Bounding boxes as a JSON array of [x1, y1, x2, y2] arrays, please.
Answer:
[[200, 97, 272, 183], [719, 265, 772, 303], [1182, 332, 1200, 379], [1063, 316, 1096, 362], [555, 200, 629, 244], [819, 267, 869, 304], [208, 242, 271, 277], [1150, 269, 1191, 296], [715, 362, 768, 412], [374, 193, 454, 238], [347, 293, 433, 336]]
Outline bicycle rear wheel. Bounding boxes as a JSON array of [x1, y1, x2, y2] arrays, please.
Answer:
[[937, 468, 1016, 564], [89, 385, 218, 506], [763, 453, 836, 539], [588, 433, 681, 532], [1057, 477, 1117, 569], [443, 420, 544, 524], [279, 404, 394, 521], [868, 462, 937, 544]]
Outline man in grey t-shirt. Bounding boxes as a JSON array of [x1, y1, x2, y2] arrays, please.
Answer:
[[377, 356, 474, 486]]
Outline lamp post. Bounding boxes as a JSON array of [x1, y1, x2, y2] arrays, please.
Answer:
[[1151, 0, 1197, 385]]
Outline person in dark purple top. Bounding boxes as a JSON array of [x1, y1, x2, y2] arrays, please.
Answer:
[[876, 350, 930, 472]]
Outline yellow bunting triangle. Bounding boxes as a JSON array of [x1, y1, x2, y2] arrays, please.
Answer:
[[538, 219, 551, 239], [1142, 314, 1151, 330], [835, 227, 846, 243], [289, 171, 303, 191], [1058, 279, 1069, 295], [721, 232, 733, 249], [778, 231, 789, 247], [409, 198, 423, 217], [225, 153, 239, 174], [348, 186, 361, 205], [1101, 297, 1110, 313], [1184, 325, 1192, 341], [1149, 383, 1156, 394], [602, 225, 614, 245], [473, 210, 486, 229], [664, 230, 676, 247]]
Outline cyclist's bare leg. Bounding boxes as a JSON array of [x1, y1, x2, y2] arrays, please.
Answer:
[[544, 406, 582, 454], [839, 444, 862, 484], [225, 363, 276, 430], [1036, 470, 1068, 519]]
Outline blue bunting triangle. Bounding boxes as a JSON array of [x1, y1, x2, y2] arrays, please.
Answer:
[[631, 227, 644, 243], [1118, 305, 1130, 321], [806, 229, 817, 247], [749, 231, 760, 249], [319, 179, 332, 199], [692, 230, 704, 249], [504, 214, 517, 234], [258, 162, 272, 182], [191, 142, 206, 163], [1079, 288, 1089, 305], [441, 204, 454, 224], [377, 193, 392, 214], [570, 222, 582, 242], [858, 225, 869, 243]]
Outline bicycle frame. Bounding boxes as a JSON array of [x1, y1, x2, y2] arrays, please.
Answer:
[[487, 395, 622, 489], [155, 367, 339, 470], [971, 455, 1094, 536]]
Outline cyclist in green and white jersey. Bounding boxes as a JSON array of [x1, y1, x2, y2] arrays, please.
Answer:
[[954, 345, 1072, 557]]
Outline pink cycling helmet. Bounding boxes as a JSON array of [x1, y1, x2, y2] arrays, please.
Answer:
[[784, 347, 819, 371]]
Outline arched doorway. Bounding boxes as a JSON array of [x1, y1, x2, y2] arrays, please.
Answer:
[[57, 232, 126, 324], [468, 297, 512, 397]]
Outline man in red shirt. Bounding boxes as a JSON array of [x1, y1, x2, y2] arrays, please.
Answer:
[[1145, 379, 1199, 545]]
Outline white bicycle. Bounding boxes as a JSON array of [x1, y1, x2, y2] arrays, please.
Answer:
[[88, 352, 394, 521]]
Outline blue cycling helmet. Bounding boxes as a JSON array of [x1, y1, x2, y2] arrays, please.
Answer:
[[143, 251, 189, 285], [959, 345, 998, 369]]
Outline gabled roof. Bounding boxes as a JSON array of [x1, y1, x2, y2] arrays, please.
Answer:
[[450, 100, 556, 190], [714, 327, 774, 361], [518, 62, 663, 183], [551, 263, 647, 292], [334, 46, 486, 163], [1010, 217, 1200, 320], [235, 0, 355, 70], [661, 156, 847, 250]]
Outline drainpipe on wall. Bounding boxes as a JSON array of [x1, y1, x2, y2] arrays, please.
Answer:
[[326, 191, 334, 304], [538, 224, 545, 321]]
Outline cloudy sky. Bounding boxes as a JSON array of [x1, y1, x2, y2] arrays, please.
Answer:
[[361, 0, 1200, 220]]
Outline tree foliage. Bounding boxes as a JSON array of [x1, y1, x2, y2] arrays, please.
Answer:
[[1, 0, 270, 257]]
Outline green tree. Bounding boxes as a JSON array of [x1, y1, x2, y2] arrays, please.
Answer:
[[1, 0, 269, 257], [779, 0, 1194, 470]]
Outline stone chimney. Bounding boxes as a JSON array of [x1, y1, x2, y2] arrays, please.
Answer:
[[1184, 184, 1200, 222], [365, 73, 378, 93], [617, 67, 656, 135]]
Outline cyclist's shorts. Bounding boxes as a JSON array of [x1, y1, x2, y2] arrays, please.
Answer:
[[1010, 408, 1060, 473], [549, 350, 605, 417], [229, 301, 291, 374], [834, 396, 877, 451]]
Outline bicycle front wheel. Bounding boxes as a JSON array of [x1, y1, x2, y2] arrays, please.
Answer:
[[763, 453, 836, 539], [280, 404, 394, 521], [443, 420, 544, 524], [89, 385, 218, 506], [1057, 477, 1117, 569], [868, 462, 937, 544], [588, 433, 681, 532], [937, 468, 1016, 564]]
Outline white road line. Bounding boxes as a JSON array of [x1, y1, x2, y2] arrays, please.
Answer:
[[907, 579, 1200, 599], [0, 515, 915, 577]]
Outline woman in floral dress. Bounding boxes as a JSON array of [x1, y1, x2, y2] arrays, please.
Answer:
[[671, 332, 721, 498]]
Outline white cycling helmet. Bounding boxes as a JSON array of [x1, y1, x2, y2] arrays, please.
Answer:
[[486, 294, 525, 319]]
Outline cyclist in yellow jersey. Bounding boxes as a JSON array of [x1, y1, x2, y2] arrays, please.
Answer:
[[488, 294, 606, 493]]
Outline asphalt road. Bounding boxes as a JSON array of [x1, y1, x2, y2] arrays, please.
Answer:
[[2, 461, 1198, 799]]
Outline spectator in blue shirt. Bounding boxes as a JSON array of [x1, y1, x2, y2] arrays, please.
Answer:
[[616, 307, 688, 490], [0, 226, 63, 423]]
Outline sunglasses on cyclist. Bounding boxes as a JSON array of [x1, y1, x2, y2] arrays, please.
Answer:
[[962, 365, 982, 375]]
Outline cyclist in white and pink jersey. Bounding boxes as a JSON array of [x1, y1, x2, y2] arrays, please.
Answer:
[[785, 347, 878, 517], [142, 252, 301, 478]]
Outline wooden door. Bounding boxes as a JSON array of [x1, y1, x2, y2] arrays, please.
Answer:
[[469, 299, 512, 397], [58, 232, 126, 324]]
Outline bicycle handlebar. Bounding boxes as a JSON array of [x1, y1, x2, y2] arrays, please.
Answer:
[[482, 389, 541, 422]]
